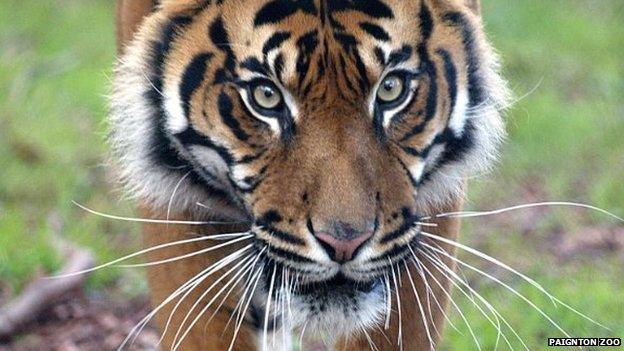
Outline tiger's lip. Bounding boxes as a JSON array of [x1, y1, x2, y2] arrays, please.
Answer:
[[293, 273, 383, 295]]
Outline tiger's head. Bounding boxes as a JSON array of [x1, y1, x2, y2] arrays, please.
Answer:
[[111, 0, 508, 336]]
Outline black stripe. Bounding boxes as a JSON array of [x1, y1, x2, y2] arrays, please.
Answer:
[[359, 22, 390, 42], [262, 31, 292, 55], [257, 225, 306, 246], [274, 53, 286, 84], [400, 3, 437, 143], [442, 12, 485, 107], [437, 49, 458, 118], [240, 56, 268, 75], [179, 52, 213, 119], [379, 208, 419, 244], [327, 0, 394, 19], [175, 127, 235, 165], [209, 16, 237, 80], [254, 0, 317, 26], [218, 91, 251, 142], [255, 238, 314, 263], [295, 31, 319, 91], [387, 45, 413, 66]]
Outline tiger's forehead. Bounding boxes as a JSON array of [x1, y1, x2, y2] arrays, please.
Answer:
[[216, 0, 425, 91]]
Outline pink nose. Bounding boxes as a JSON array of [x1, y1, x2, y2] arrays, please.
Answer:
[[315, 222, 374, 262]]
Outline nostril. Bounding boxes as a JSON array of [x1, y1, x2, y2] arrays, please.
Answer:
[[315, 230, 374, 263]]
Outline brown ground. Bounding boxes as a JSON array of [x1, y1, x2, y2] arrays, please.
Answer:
[[0, 294, 159, 351]]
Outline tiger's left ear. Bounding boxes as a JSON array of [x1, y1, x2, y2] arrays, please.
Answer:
[[464, 0, 481, 16]]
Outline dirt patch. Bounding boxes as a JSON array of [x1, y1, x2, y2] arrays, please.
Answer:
[[548, 226, 624, 261], [0, 295, 159, 351]]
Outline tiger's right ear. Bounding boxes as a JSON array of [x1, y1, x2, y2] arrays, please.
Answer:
[[464, 0, 481, 16]]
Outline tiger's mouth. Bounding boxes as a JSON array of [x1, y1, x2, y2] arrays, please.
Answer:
[[293, 273, 382, 296]]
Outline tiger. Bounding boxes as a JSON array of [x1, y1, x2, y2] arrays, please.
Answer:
[[111, 0, 508, 349]]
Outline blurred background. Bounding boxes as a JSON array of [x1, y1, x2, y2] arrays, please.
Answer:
[[0, 0, 622, 350]]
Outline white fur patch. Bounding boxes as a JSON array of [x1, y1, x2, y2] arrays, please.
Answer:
[[448, 88, 469, 137]]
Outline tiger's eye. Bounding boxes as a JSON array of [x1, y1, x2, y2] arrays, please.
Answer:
[[253, 84, 282, 109], [377, 75, 405, 103]]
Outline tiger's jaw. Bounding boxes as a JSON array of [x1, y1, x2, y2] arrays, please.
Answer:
[[250, 231, 421, 338], [254, 269, 387, 339]]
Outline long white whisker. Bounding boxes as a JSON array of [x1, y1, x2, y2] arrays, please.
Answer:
[[427, 201, 624, 223], [420, 231, 609, 330], [361, 325, 380, 351], [118, 247, 249, 350], [409, 250, 481, 351], [118, 235, 253, 268], [422, 241, 576, 341], [208, 251, 264, 333], [171, 252, 256, 351], [383, 272, 392, 330], [408, 259, 460, 337], [420, 244, 507, 350], [263, 263, 277, 351], [52, 233, 250, 278], [419, 246, 520, 351], [223, 247, 267, 335], [403, 256, 435, 351], [389, 263, 403, 351], [228, 263, 265, 351], [73, 201, 248, 225], [158, 247, 254, 346], [167, 171, 192, 224]]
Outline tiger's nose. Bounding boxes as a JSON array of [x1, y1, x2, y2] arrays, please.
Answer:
[[314, 221, 375, 263]]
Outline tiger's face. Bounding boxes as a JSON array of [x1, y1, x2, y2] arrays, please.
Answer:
[[111, 0, 507, 336]]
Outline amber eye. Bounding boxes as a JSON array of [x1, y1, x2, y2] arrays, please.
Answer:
[[377, 75, 405, 103], [252, 83, 282, 110]]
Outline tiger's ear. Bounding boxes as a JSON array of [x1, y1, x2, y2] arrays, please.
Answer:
[[464, 0, 481, 16]]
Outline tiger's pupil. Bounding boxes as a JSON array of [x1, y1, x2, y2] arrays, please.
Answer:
[[253, 84, 282, 109], [377, 75, 404, 103]]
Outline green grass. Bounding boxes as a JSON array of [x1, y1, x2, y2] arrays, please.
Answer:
[[0, 0, 140, 292], [0, 0, 622, 349]]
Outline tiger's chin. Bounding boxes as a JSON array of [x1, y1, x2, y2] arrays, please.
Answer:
[[256, 272, 386, 340]]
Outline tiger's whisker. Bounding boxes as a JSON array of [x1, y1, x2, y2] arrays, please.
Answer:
[[228, 260, 265, 351], [403, 256, 435, 351], [160, 247, 256, 346], [171, 252, 257, 351], [262, 263, 277, 351], [167, 171, 192, 224], [118, 247, 250, 350], [205, 254, 262, 337], [406, 259, 455, 338], [361, 324, 380, 351], [390, 262, 403, 350], [383, 272, 392, 330], [422, 241, 577, 343], [118, 235, 253, 268], [420, 243, 506, 350], [418, 246, 520, 351], [425, 201, 624, 223], [420, 230, 610, 330], [73, 201, 249, 225], [52, 233, 251, 278], [408, 249, 476, 346]]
